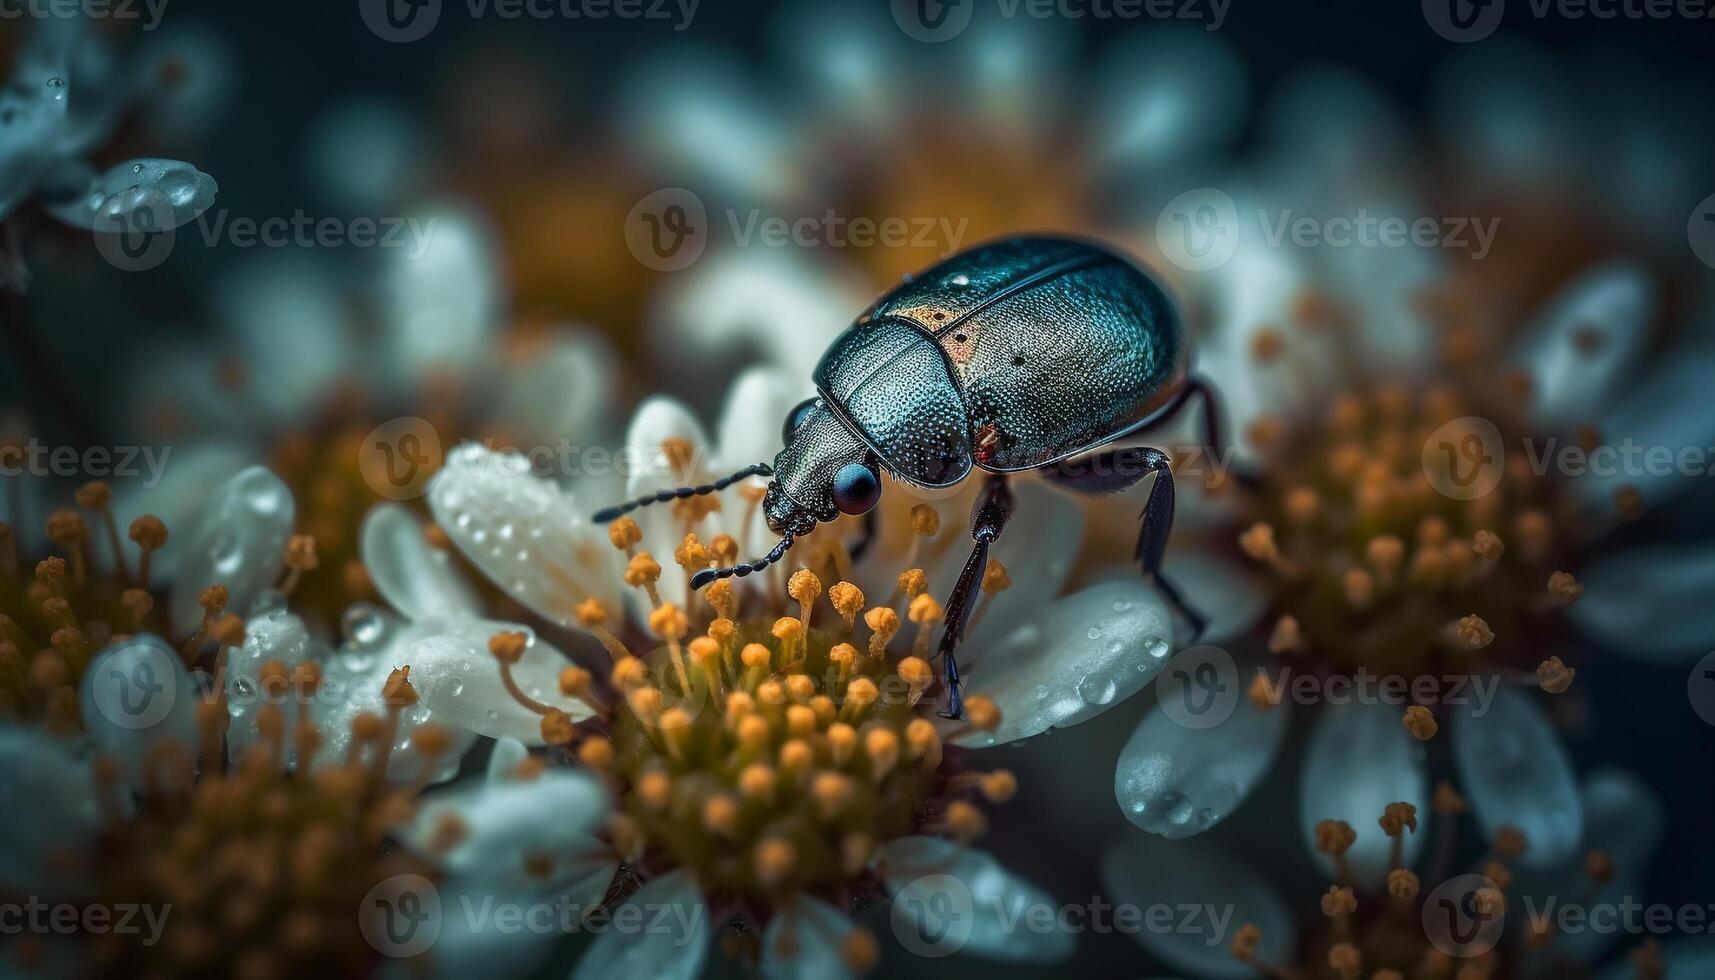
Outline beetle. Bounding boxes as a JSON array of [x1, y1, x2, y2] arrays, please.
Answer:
[[594, 236, 1230, 718]]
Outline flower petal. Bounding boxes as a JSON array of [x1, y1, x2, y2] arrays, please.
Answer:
[[428, 444, 622, 629], [761, 895, 862, 980], [310, 611, 478, 785], [1571, 348, 1715, 515], [47, 157, 217, 230], [878, 836, 1075, 963], [1157, 550, 1270, 645], [952, 580, 1174, 747], [486, 329, 619, 453], [1298, 700, 1429, 888], [361, 503, 481, 622], [405, 769, 610, 893], [568, 869, 709, 980], [1101, 832, 1293, 979], [222, 605, 319, 762], [486, 736, 530, 783], [1116, 695, 1290, 839], [108, 440, 253, 585], [407, 618, 593, 745], [78, 634, 202, 789], [949, 480, 1086, 646], [1569, 543, 1715, 662], [377, 204, 500, 392], [168, 465, 293, 632], [1452, 684, 1582, 868], [712, 367, 812, 560], [1596, 937, 1715, 980], [0, 727, 103, 894], [1510, 263, 1654, 436]]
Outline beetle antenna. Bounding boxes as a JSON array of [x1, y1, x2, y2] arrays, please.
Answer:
[[690, 534, 795, 590], [591, 463, 774, 524]]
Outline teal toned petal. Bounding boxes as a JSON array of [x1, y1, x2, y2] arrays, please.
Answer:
[[1570, 544, 1715, 663], [1510, 263, 1654, 438], [1570, 349, 1715, 516], [222, 606, 318, 761], [167, 465, 294, 632], [0, 727, 102, 895], [878, 837, 1075, 964], [406, 770, 610, 894], [1452, 684, 1583, 869], [1116, 695, 1289, 839], [761, 895, 862, 980], [1298, 700, 1429, 888], [568, 869, 709, 980], [1101, 832, 1293, 980], [950, 580, 1174, 747], [1597, 937, 1715, 980], [78, 634, 201, 790], [46, 157, 217, 230]]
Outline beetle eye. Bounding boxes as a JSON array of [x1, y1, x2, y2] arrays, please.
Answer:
[[782, 398, 820, 446], [831, 461, 882, 516]]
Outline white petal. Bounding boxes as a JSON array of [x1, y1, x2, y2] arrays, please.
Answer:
[[428, 444, 622, 629], [424, 883, 563, 980], [621, 398, 722, 606], [1570, 544, 1715, 662], [1298, 700, 1429, 888], [712, 368, 812, 560], [310, 612, 478, 785], [761, 896, 861, 980], [1516, 768, 1664, 964], [108, 440, 253, 585], [952, 580, 1175, 747], [1091, 28, 1246, 172], [878, 837, 1075, 964], [951, 479, 1086, 646], [361, 503, 481, 622], [378, 205, 501, 391], [1452, 684, 1582, 868], [1511, 263, 1654, 435], [487, 328, 619, 451], [407, 618, 593, 745], [569, 869, 709, 980], [222, 606, 319, 762], [1571, 349, 1715, 514], [1158, 550, 1270, 645], [0, 727, 103, 894], [168, 465, 293, 633], [1116, 695, 1289, 839], [405, 769, 609, 892], [486, 736, 530, 783], [215, 255, 355, 426], [78, 634, 202, 790], [1101, 832, 1293, 980], [49, 157, 218, 230]]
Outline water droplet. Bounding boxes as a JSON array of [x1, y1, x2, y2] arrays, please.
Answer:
[[485, 708, 499, 720], [341, 604, 389, 647], [210, 529, 242, 575], [446, 679, 465, 697], [1034, 684, 1048, 700], [1146, 637, 1170, 659], [1162, 791, 1195, 825], [1085, 626, 1101, 640], [1112, 599, 1132, 612], [130, 161, 144, 174], [1076, 674, 1116, 706], [948, 273, 970, 287]]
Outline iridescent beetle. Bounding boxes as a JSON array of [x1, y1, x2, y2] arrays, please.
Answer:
[[595, 236, 1229, 718]]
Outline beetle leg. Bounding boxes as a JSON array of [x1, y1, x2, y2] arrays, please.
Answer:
[[1180, 373, 1258, 489], [1041, 446, 1208, 640], [936, 475, 1014, 720]]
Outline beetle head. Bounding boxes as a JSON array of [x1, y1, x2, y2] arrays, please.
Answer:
[[765, 398, 881, 536]]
